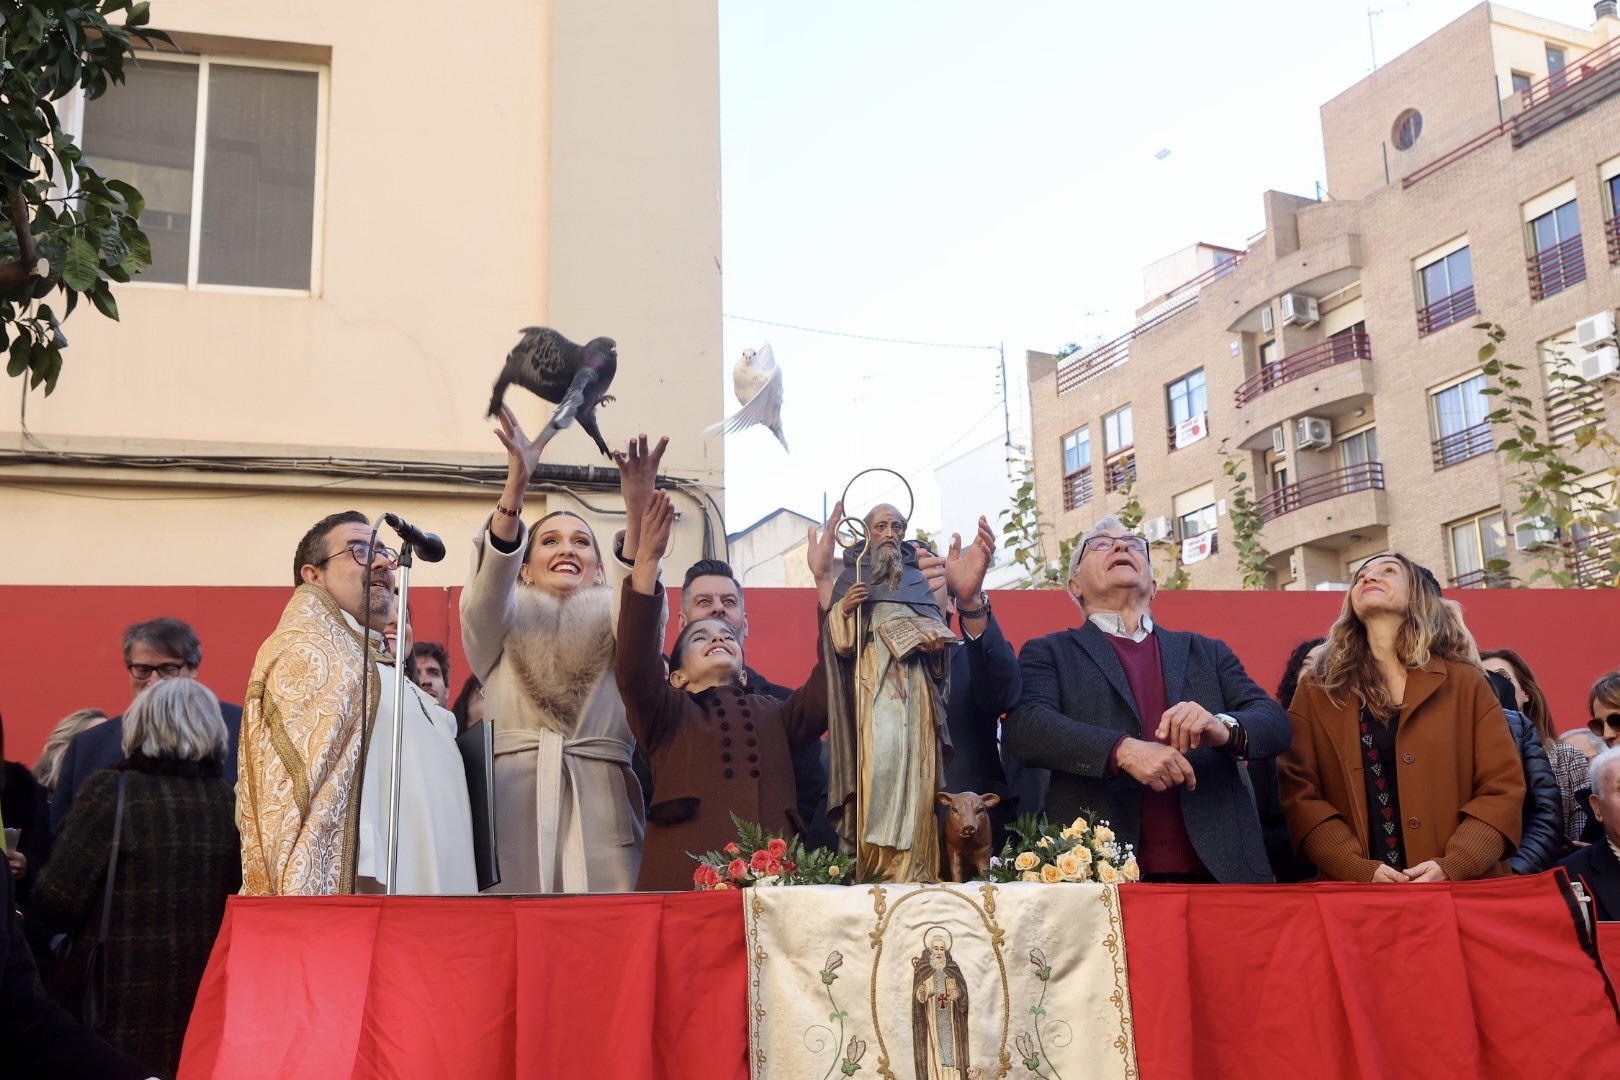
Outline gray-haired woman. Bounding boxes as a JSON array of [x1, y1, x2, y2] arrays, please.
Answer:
[[33, 679, 240, 1080]]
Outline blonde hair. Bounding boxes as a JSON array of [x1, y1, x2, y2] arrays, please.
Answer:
[[122, 679, 228, 763], [33, 709, 108, 790], [1312, 552, 1479, 720]]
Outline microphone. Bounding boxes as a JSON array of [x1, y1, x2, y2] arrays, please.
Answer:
[[382, 513, 447, 563]]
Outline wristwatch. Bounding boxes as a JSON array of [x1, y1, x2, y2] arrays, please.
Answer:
[[956, 592, 990, 620]]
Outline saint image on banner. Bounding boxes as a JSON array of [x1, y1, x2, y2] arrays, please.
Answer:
[[911, 926, 972, 1080]]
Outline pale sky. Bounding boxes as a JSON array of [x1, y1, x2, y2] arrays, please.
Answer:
[[715, 0, 1601, 542]]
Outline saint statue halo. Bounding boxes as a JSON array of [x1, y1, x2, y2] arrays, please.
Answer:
[[834, 467, 916, 585]]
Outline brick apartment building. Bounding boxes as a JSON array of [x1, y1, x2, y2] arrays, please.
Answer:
[[1028, 2, 1620, 590]]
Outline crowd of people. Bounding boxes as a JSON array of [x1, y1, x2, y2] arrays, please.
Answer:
[[6, 427, 1620, 1077]]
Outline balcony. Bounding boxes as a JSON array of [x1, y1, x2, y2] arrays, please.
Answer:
[[1257, 463, 1389, 554], [1513, 37, 1620, 147], [1417, 286, 1477, 336], [1607, 215, 1620, 265], [1564, 527, 1619, 587], [1527, 235, 1586, 301], [1104, 451, 1136, 493], [1430, 422, 1493, 469], [1450, 568, 1512, 589], [1232, 333, 1375, 449], [1235, 332, 1370, 407], [1165, 413, 1209, 452], [1062, 467, 1093, 511]]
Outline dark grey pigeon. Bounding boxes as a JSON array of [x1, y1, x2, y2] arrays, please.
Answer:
[[487, 327, 617, 458]]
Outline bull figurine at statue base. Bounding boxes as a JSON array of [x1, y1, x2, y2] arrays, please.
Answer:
[[937, 790, 1002, 883]]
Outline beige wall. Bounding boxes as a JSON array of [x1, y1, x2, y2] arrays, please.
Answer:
[[0, 0, 723, 587]]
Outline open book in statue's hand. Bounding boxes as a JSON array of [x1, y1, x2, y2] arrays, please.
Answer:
[[876, 616, 961, 660]]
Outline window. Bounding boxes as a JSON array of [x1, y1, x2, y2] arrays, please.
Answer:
[[1448, 510, 1509, 588], [79, 56, 323, 291], [1541, 334, 1600, 443], [1174, 482, 1217, 542], [1547, 44, 1567, 93], [1392, 108, 1423, 150], [1167, 369, 1206, 427], [1061, 427, 1093, 511], [1527, 199, 1584, 299], [1429, 374, 1494, 467], [1416, 246, 1475, 334], [1104, 405, 1133, 455], [1512, 71, 1533, 96], [1338, 426, 1381, 492], [1609, 174, 1620, 264]]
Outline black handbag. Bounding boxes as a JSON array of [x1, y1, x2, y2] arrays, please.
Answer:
[[46, 771, 126, 1029]]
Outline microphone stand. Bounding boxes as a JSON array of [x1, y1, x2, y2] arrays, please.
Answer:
[[385, 541, 416, 896]]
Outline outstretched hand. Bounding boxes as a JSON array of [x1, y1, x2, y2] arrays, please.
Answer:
[[637, 491, 676, 564], [944, 515, 996, 604], [614, 434, 668, 555], [494, 404, 544, 485], [807, 500, 844, 611]]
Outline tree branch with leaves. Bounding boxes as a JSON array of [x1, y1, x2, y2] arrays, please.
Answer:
[[1, 1, 170, 394]]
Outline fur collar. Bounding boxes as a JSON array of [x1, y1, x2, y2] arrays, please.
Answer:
[[504, 583, 616, 734]]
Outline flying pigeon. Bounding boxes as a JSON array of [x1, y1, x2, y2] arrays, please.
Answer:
[[486, 327, 617, 458], [705, 341, 787, 451]]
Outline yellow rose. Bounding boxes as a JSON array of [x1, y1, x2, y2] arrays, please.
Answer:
[[1040, 864, 1063, 884], [1073, 845, 1093, 865], [1092, 825, 1115, 844], [1063, 817, 1089, 838], [1096, 861, 1120, 884], [1021, 870, 1042, 883], [1121, 857, 1141, 882], [1037, 836, 1054, 849], [1014, 851, 1040, 872], [1055, 852, 1085, 881]]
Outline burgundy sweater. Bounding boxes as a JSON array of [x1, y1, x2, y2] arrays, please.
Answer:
[[1105, 633, 1207, 878]]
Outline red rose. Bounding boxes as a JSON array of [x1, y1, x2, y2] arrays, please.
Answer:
[[693, 864, 720, 889], [782, 860, 797, 874], [767, 837, 788, 858], [750, 849, 772, 871], [727, 858, 749, 881], [765, 857, 784, 876], [724, 842, 741, 855]]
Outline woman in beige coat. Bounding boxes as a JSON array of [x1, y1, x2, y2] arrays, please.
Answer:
[[460, 408, 660, 893]]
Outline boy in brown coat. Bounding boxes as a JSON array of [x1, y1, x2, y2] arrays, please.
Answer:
[[617, 491, 832, 890]]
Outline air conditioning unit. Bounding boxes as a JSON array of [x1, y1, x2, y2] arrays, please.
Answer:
[[1143, 515, 1174, 544], [1578, 344, 1620, 381], [1296, 415, 1333, 450], [1260, 306, 1275, 333], [1280, 293, 1319, 327], [1270, 426, 1287, 455], [1514, 518, 1557, 551], [1314, 581, 1352, 591], [1575, 310, 1617, 350]]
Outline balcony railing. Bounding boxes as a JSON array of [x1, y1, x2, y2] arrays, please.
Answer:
[[1062, 467, 1093, 511], [1527, 234, 1586, 300], [1234, 331, 1371, 407], [1430, 422, 1494, 468], [1104, 451, 1136, 493], [1607, 215, 1620, 265], [1257, 461, 1384, 522], [1565, 527, 1619, 587], [1417, 285, 1477, 336], [1165, 412, 1209, 451], [1519, 36, 1620, 109], [1450, 567, 1512, 589]]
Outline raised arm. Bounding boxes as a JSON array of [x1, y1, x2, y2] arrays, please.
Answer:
[[779, 613, 831, 754], [612, 433, 669, 566]]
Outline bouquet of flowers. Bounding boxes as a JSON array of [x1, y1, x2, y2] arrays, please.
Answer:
[[984, 812, 1141, 884], [690, 813, 858, 889]]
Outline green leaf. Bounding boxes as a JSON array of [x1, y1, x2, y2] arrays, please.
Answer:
[[6, 338, 29, 378], [62, 236, 100, 291], [88, 284, 120, 321]]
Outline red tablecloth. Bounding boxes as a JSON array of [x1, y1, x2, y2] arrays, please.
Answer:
[[178, 877, 1620, 1080]]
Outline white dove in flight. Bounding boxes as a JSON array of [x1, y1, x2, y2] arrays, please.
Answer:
[[706, 341, 787, 451]]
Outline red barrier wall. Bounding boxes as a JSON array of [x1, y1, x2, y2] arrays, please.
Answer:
[[2, 585, 1616, 764]]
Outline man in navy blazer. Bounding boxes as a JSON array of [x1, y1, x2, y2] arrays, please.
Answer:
[[1559, 745, 1620, 920], [1003, 515, 1288, 883], [51, 617, 241, 833]]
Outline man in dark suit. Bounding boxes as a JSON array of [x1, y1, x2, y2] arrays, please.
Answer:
[[1003, 515, 1289, 883], [51, 618, 242, 834], [1559, 745, 1620, 920]]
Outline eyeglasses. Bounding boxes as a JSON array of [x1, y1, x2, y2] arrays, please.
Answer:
[[1590, 713, 1620, 737], [320, 540, 400, 569], [1081, 534, 1149, 556], [127, 662, 189, 680]]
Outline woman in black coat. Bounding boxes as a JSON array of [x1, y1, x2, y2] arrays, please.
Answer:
[[33, 679, 240, 1080], [1484, 670, 1565, 874]]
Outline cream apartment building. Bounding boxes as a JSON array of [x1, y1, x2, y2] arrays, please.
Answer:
[[0, 1, 724, 588], [1030, 2, 1620, 591]]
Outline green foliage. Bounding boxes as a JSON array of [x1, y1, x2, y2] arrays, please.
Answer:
[[1114, 475, 1144, 531], [0, 1, 170, 395], [998, 461, 1080, 589], [689, 812, 864, 889], [1218, 438, 1272, 589], [1477, 322, 1620, 588]]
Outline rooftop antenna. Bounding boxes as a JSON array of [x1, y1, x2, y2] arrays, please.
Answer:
[[1367, 3, 1410, 71]]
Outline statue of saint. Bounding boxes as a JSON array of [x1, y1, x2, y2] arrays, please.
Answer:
[[911, 927, 972, 1080], [824, 503, 954, 882]]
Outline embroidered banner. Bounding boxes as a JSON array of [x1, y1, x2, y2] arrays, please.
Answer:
[[744, 882, 1136, 1080]]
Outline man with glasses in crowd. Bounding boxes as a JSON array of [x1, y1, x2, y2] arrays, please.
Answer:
[[238, 511, 474, 896], [51, 617, 242, 833], [1003, 515, 1289, 883]]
